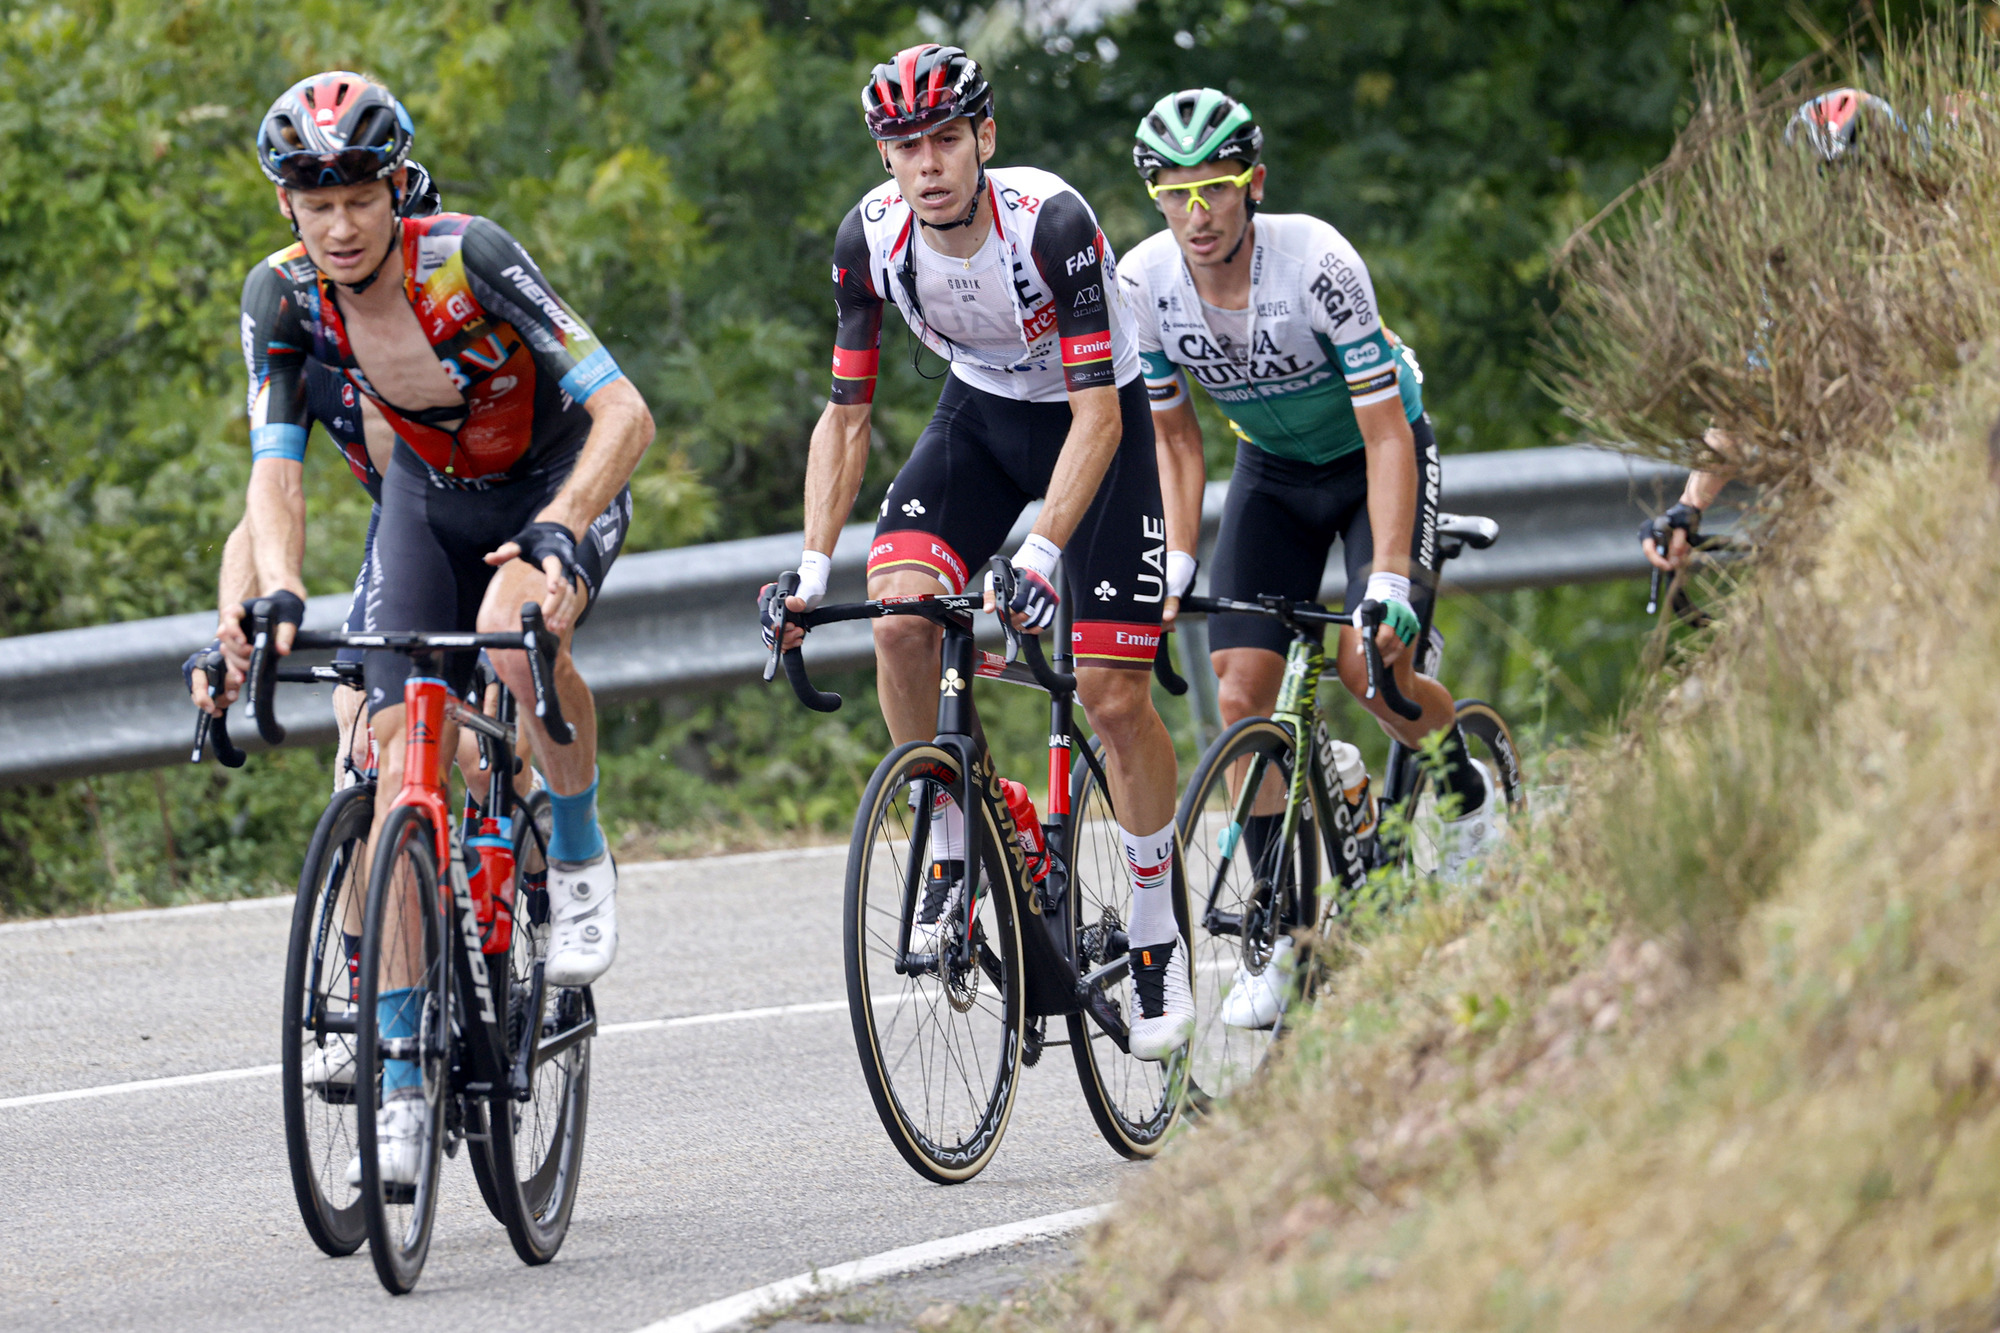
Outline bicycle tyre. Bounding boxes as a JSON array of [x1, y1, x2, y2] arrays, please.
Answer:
[[281, 782, 374, 1257], [356, 803, 451, 1295], [485, 789, 590, 1265], [1175, 717, 1306, 1100], [1065, 744, 1183, 1157], [844, 742, 1025, 1184]]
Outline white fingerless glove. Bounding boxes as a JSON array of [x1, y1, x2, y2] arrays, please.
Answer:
[[1165, 550, 1198, 599]]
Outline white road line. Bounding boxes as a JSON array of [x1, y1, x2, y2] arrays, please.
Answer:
[[630, 1204, 1111, 1333], [0, 996, 855, 1113], [0, 1064, 285, 1110], [0, 843, 849, 936]]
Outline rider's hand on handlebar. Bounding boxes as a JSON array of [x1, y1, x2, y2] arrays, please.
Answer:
[[982, 535, 1061, 633], [489, 520, 589, 633], [1160, 550, 1197, 631], [260, 588, 307, 657], [760, 551, 830, 651], [185, 638, 237, 718], [1352, 573, 1419, 667], [1640, 502, 1703, 573]]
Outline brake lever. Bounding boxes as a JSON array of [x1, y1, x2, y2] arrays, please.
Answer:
[[1356, 601, 1422, 721], [764, 571, 798, 683]]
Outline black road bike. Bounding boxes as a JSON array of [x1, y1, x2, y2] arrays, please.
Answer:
[[1164, 513, 1528, 1098], [767, 560, 1191, 1183], [193, 602, 585, 1293]]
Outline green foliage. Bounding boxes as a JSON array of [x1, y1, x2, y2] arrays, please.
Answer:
[[0, 0, 1893, 914]]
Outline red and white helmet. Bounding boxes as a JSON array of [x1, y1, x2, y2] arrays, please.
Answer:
[[256, 71, 413, 190], [1786, 88, 1904, 162], [862, 45, 991, 142]]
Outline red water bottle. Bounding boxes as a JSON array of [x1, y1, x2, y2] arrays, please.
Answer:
[[999, 779, 1049, 883], [468, 816, 516, 954]]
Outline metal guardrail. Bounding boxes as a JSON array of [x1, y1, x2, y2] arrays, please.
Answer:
[[0, 444, 1684, 787]]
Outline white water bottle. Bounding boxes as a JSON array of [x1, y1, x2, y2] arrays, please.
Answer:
[[1325, 735, 1377, 839]]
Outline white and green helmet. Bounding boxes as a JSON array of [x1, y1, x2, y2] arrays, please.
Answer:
[[1133, 88, 1262, 181]]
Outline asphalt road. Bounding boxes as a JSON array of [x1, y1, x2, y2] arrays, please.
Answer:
[[0, 846, 1139, 1330]]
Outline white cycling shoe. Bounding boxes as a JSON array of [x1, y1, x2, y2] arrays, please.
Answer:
[[907, 860, 967, 957], [301, 1036, 356, 1095], [545, 852, 618, 987], [1128, 936, 1196, 1062], [1436, 759, 1502, 884], [1221, 934, 1297, 1031], [345, 1092, 429, 1189]]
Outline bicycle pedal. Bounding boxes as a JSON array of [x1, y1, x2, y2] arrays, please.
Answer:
[[314, 1084, 357, 1106], [381, 1182, 417, 1206]]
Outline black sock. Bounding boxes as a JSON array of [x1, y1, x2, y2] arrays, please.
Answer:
[[1437, 725, 1488, 809], [1240, 813, 1284, 878]]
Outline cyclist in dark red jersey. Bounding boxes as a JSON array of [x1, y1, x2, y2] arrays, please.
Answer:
[[226, 72, 653, 1186]]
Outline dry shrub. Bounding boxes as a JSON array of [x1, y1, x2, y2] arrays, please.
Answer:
[[1551, 15, 2000, 499]]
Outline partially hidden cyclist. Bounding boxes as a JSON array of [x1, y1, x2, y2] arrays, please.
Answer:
[[1643, 88, 1903, 572], [765, 46, 1194, 1060], [1122, 90, 1501, 1025], [229, 73, 653, 1182]]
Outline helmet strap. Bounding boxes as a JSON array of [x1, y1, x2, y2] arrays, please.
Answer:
[[919, 161, 986, 231], [1221, 201, 1257, 264], [336, 217, 404, 297]]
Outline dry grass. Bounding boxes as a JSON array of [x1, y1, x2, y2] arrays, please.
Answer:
[[973, 19, 2000, 1331]]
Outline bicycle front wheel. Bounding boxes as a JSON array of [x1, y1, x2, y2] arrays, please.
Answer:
[[356, 804, 451, 1295], [845, 743, 1025, 1184], [281, 782, 373, 1257], [1176, 718, 1309, 1102], [1065, 744, 1182, 1156], [485, 789, 591, 1265]]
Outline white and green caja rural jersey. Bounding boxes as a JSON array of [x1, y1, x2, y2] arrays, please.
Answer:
[[1118, 213, 1422, 464]]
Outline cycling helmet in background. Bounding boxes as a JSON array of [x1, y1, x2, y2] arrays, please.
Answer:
[[862, 44, 991, 142], [1133, 88, 1262, 182], [1785, 88, 1905, 163], [257, 72, 413, 190], [400, 159, 441, 218]]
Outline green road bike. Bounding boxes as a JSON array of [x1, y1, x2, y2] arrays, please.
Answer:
[[1168, 513, 1528, 1099]]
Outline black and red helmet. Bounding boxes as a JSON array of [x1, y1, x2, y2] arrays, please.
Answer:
[[256, 71, 413, 190], [1785, 88, 1906, 163], [862, 45, 991, 142]]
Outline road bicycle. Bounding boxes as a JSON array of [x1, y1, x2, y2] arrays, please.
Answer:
[[765, 559, 1190, 1183], [193, 602, 586, 1293], [1166, 513, 1527, 1099]]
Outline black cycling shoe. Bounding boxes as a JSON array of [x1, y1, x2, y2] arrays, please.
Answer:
[[908, 859, 965, 954]]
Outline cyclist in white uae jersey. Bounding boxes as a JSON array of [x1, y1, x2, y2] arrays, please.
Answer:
[[1122, 91, 1501, 1025], [764, 45, 1193, 1060]]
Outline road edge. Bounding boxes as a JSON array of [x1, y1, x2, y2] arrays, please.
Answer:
[[630, 1204, 1111, 1333]]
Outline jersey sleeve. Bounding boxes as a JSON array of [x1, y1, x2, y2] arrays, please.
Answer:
[[829, 206, 884, 406], [1118, 255, 1189, 411], [459, 218, 625, 406], [241, 262, 312, 463], [1305, 230, 1400, 409], [1031, 191, 1118, 394]]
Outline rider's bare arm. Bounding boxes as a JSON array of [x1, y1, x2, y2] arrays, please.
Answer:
[[1356, 397, 1419, 660], [803, 400, 874, 557], [1031, 384, 1124, 549], [1152, 397, 1205, 628]]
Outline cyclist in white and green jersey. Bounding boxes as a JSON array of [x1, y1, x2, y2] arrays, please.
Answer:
[[1121, 91, 1500, 1022]]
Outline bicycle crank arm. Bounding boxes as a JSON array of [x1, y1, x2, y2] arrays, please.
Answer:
[[1075, 953, 1132, 999], [1202, 907, 1245, 938]]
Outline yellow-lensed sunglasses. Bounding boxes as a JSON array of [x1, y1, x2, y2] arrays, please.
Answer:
[[1146, 165, 1256, 210]]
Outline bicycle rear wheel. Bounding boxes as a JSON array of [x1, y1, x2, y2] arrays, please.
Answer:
[[356, 804, 451, 1295], [484, 790, 591, 1265], [1391, 699, 1526, 875], [281, 782, 373, 1257], [845, 742, 1024, 1184], [1176, 718, 1308, 1101], [1065, 745, 1182, 1156]]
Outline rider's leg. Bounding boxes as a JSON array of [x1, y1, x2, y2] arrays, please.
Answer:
[[868, 567, 954, 747]]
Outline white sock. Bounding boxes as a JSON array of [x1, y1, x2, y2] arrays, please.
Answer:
[[1121, 820, 1178, 948], [912, 786, 964, 861]]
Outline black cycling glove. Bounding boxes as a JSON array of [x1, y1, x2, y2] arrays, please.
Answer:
[[183, 638, 223, 694], [1639, 502, 1702, 553], [511, 521, 593, 599], [252, 589, 307, 632]]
